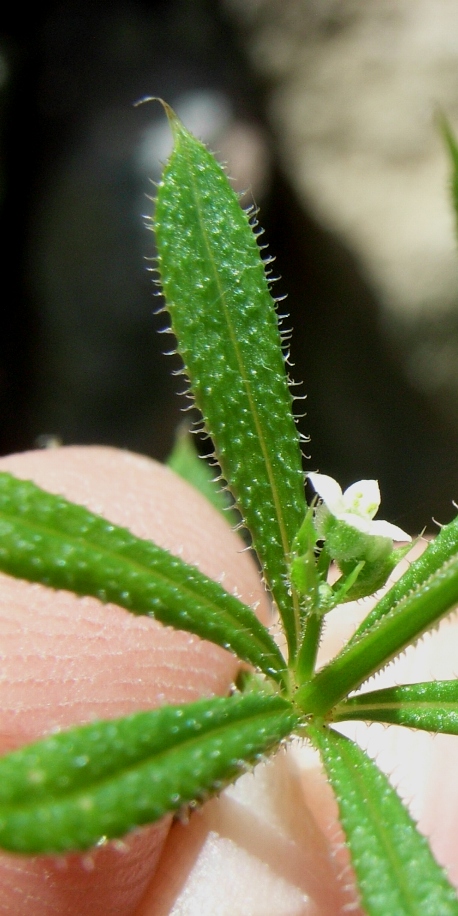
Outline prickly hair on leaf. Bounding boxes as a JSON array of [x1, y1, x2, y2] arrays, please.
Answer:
[[0, 693, 299, 854], [0, 471, 287, 684], [154, 104, 306, 658]]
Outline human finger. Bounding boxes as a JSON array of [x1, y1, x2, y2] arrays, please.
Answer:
[[0, 445, 270, 916]]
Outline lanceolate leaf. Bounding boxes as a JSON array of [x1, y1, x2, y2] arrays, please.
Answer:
[[440, 112, 458, 245], [154, 105, 306, 658], [296, 553, 458, 714], [349, 515, 458, 646], [0, 472, 287, 685], [310, 725, 458, 916], [0, 693, 299, 854], [333, 681, 458, 734]]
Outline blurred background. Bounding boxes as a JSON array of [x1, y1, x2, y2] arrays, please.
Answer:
[[2, 0, 458, 531]]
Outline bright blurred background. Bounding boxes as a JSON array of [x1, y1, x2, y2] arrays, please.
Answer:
[[2, 0, 458, 531]]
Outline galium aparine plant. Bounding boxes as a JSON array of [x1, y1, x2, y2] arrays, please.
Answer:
[[0, 101, 457, 914]]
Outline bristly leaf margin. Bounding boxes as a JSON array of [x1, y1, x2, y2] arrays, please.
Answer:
[[310, 725, 458, 916], [332, 680, 458, 734], [0, 471, 288, 686], [0, 692, 299, 854], [154, 103, 306, 659]]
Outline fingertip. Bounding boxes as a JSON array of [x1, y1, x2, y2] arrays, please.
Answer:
[[0, 445, 270, 915]]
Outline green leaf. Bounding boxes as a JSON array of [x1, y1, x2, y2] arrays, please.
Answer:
[[167, 425, 239, 525], [296, 553, 458, 714], [0, 693, 299, 854], [349, 517, 458, 647], [310, 725, 458, 916], [439, 112, 458, 245], [333, 681, 458, 734], [154, 103, 306, 658], [0, 472, 287, 686]]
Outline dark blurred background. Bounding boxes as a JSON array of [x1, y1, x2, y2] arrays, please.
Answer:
[[2, 0, 458, 532]]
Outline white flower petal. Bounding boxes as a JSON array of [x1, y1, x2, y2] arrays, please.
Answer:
[[343, 479, 380, 520], [308, 472, 411, 547], [368, 519, 412, 542], [307, 473, 344, 513]]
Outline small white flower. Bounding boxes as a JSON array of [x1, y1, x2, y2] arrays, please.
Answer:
[[308, 472, 411, 543]]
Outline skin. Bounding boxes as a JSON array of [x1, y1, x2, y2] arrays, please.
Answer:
[[0, 445, 456, 915]]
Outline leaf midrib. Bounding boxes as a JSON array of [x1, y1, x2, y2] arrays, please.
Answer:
[[0, 501, 282, 673], [179, 134, 301, 652], [1, 701, 297, 808], [338, 734, 430, 914]]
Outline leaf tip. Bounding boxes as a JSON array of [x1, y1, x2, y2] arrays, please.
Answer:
[[133, 95, 182, 136]]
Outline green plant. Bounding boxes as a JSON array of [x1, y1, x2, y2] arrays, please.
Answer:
[[0, 102, 457, 914]]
